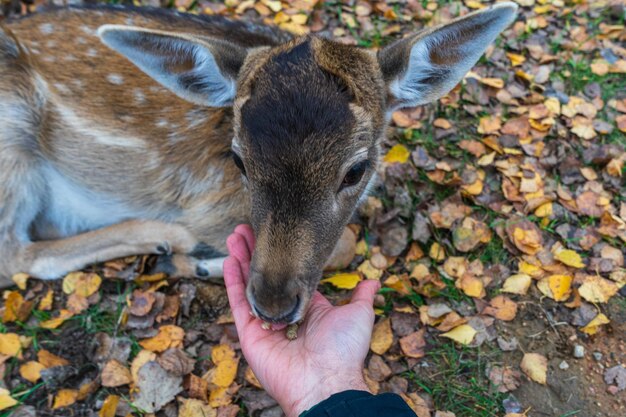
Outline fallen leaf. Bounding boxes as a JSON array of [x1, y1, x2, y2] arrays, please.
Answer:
[[38, 349, 69, 367], [384, 144, 410, 164], [0, 333, 21, 357], [139, 325, 185, 352], [502, 274, 532, 295], [520, 353, 547, 385], [131, 350, 157, 383], [0, 388, 18, 411], [179, 398, 216, 417], [211, 344, 239, 388], [578, 275, 619, 303], [12, 273, 29, 290], [483, 296, 518, 321], [487, 365, 522, 393], [52, 389, 78, 409], [370, 318, 393, 355], [429, 242, 446, 262], [19, 361, 45, 383], [456, 274, 485, 298], [157, 348, 195, 377], [99, 395, 119, 417], [399, 329, 426, 359], [186, 373, 209, 401], [130, 290, 156, 317], [244, 367, 263, 389], [101, 359, 132, 387], [357, 260, 383, 280], [537, 275, 572, 302], [38, 289, 54, 311], [554, 249, 585, 268], [320, 273, 362, 289], [440, 324, 477, 346], [132, 361, 182, 413], [581, 313, 610, 335], [39, 309, 74, 329]]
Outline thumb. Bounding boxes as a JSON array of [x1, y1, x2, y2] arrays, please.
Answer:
[[350, 279, 381, 307]]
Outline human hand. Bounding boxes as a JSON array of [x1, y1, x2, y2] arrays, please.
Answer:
[[223, 224, 380, 417]]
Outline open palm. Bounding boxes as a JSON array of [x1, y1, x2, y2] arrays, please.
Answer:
[[224, 225, 379, 417]]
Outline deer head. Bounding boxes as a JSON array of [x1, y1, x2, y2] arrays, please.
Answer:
[[99, 2, 517, 323]]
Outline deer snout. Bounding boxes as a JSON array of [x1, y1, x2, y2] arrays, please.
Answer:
[[246, 271, 307, 324]]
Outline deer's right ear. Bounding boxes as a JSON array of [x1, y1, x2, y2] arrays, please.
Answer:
[[377, 2, 517, 110], [98, 25, 248, 107]]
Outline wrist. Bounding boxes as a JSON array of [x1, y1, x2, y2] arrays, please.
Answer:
[[284, 373, 370, 417]]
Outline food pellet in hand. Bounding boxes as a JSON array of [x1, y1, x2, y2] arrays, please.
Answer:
[[286, 323, 299, 340], [261, 321, 271, 330]]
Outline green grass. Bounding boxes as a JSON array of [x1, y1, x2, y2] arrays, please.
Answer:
[[406, 343, 506, 417]]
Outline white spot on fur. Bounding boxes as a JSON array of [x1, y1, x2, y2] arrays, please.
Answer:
[[133, 89, 146, 105], [77, 37, 87, 45], [63, 55, 77, 62], [46, 40, 57, 48], [156, 118, 170, 128], [106, 74, 124, 85], [53, 83, 70, 94], [86, 48, 98, 57], [42, 56, 56, 63], [39, 23, 54, 34], [80, 25, 96, 36], [185, 109, 206, 129], [71, 80, 84, 90]]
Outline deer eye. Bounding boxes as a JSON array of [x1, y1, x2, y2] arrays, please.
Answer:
[[339, 160, 369, 192], [232, 152, 247, 177]]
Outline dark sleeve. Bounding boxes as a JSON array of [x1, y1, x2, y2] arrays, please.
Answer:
[[299, 390, 417, 417]]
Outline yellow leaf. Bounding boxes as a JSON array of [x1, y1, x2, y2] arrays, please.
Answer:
[[39, 289, 54, 311], [99, 394, 119, 417], [370, 318, 393, 355], [62, 272, 82, 294], [39, 309, 74, 329], [502, 274, 532, 295], [74, 273, 102, 298], [19, 361, 45, 383], [554, 249, 585, 268], [520, 353, 547, 384], [211, 344, 239, 388], [357, 260, 383, 280], [578, 276, 619, 303], [208, 386, 231, 408], [480, 78, 505, 89], [383, 144, 410, 164], [179, 398, 216, 417], [0, 333, 21, 357], [477, 151, 496, 166], [440, 324, 477, 345], [12, 273, 29, 290], [464, 0, 485, 9], [429, 242, 446, 262], [477, 115, 502, 134], [506, 52, 526, 66], [38, 349, 70, 367], [320, 273, 362, 290], [139, 325, 184, 352], [0, 389, 18, 411], [101, 360, 132, 387], [581, 313, 610, 335], [534, 202, 552, 218], [262, 0, 282, 12], [53, 389, 78, 409], [457, 275, 485, 298], [518, 261, 543, 278]]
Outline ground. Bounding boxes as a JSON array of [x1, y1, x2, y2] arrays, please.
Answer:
[[0, 1, 625, 417]]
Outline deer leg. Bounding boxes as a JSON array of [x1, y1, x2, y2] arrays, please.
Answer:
[[3, 220, 201, 282], [151, 243, 227, 280]]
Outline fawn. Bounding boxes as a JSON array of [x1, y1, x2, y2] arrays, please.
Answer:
[[0, 3, 517, 323]]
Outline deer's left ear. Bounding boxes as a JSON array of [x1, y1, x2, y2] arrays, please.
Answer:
[[378, 2, 518, 110]]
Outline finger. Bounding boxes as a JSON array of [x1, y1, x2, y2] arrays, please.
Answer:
[[310, 290, 332, 308], [350, 279, 381, 307], [234, 224, 256, 254], [227, 232, 252, 272], [223, 256, 254, 328]]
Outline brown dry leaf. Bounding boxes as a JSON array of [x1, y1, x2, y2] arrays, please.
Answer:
[[19, 361, 45, 383], [157, 348, 195, 377], [39, 309, 74, 329], [370, 318, 393, 355], [399, 329, 426, 359], [99, 394, 119, 417], [3, 291, 33, 323], [52, 389, 78, 409], [139, 325, 185, 352], [101, 359, 132, 387], [520, 353, 547, 385], [211, 344, 239, 388], [511, 227, 543, 255], [483, 296, 518, 321], [66, 293, 89, 314], [77, 379, 99, 401], [179, 398, 216, 417], [244, 367, 263, 389], [133, 361, 183, 413], [402, 392, 431, 417], [440, 324, 476, 346], [477, 116, 502, 135], [0, 333, 21, 357], [186, 373, 209, 401], [578, 275, 620, 303], [38, 349, 69, 367], [436, 312, 467, 332], [130, 289, 157, 316], [487, 365, 522, 393], [502, 274, 532, 295]]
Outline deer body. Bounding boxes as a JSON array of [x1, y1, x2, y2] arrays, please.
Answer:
[[0, 4, 517, 323]]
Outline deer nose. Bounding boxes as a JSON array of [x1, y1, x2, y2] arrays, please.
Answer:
[[252, 295, 300, 324]]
